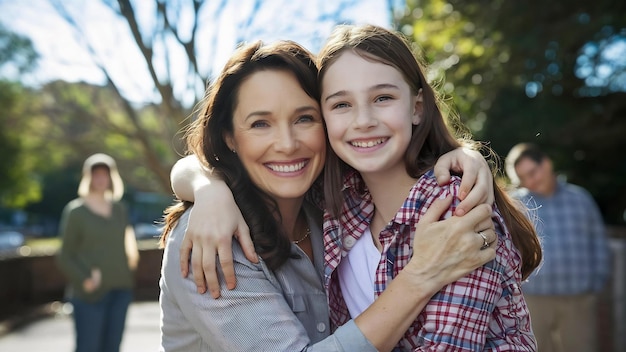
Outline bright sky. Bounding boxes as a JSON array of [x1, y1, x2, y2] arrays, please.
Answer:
[[0, 0, 402, 104]]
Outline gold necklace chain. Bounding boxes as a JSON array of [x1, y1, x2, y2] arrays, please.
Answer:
[[293, 227, 310, 244]]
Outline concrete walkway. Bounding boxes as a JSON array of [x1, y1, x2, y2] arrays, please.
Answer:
[[0, 300, 161, 352]]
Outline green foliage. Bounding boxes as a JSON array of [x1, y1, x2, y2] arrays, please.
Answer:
[[0, 24, 38, 76], [0, 27, 42, 208], [398, 0, 626, 223], [0, 81, 42, 208]]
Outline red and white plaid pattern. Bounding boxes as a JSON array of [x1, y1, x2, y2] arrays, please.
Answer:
[[323, 169, 536, 351]]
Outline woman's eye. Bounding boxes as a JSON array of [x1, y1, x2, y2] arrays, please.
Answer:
[[251, 120, 269, 128], [297, 114, 315, 123]]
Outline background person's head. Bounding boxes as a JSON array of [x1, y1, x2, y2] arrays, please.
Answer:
[[505, 143, 556, 197], [78, 153, 124, 201]]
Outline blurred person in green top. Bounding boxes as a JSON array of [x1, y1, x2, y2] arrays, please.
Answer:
[[56, 153, 140, 352]]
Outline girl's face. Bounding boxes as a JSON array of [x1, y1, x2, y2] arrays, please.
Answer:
[[226, 69, 326, 203], [321, 50, 422, 178]]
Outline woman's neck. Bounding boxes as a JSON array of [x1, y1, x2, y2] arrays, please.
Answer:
[[275, 197, 305, 241], [84, 192, 112, 217]]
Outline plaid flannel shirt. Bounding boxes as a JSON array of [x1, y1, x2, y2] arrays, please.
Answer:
[[323, 169, 536, 351]]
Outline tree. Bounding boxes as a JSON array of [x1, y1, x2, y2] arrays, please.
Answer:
[[37, 0, 372, 193], [0, 25, 40, 207], [397, 0, 626, 224]]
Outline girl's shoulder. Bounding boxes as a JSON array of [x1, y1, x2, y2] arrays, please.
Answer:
[[413, 169, 462, 199]]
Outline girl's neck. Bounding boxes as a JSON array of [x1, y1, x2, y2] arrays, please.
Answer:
[[362, 169, 417, 227]]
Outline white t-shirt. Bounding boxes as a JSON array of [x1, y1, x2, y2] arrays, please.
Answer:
[[337, 227, 381, 318]]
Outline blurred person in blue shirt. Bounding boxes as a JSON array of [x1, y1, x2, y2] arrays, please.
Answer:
[[505, 143, 611, 352]]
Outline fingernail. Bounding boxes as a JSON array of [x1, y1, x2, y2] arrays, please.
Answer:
[[455, 208, 466, 216], [459, 190, 468, 200]]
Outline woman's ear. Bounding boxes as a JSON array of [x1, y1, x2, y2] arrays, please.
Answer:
[[224, 133, 236, 153], [412, 88, 424, 125]]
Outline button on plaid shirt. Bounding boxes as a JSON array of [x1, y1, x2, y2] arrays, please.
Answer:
[[323, 170, 536, 351]]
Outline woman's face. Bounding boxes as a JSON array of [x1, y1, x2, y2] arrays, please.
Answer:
[[227, 69, 326, 203], [320, 51, 421, 179], [90, 166, 111, 193]]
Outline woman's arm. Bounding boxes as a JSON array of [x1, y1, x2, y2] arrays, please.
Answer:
[[173, 148, 494, 297]]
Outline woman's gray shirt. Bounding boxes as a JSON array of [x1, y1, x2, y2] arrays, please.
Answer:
[[159, 202, 375, 352]]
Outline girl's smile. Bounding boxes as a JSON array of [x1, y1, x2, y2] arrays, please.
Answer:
[[321, 50, 422, 180]]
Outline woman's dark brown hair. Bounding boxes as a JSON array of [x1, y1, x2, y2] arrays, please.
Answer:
[[160, 40, 320, 270], [319, 24, 541, 280]]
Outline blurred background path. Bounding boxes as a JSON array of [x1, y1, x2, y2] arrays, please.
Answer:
[[0, 300, 160, 352]]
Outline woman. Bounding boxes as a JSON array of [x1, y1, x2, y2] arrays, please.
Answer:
[[57, 153, 139, 352], [159, 40, 496, 351]]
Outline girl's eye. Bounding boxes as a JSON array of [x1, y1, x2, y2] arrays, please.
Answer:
[[332, 102, 350, 110], [251, 120, 269, 128], [375, 95, 393, 103]]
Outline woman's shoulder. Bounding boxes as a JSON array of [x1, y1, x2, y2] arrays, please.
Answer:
[[62, 198, 87, 215], [112, 199, 128, 210], [165, 206, 265, 269]]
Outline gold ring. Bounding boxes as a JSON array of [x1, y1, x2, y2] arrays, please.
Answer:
[[478, 231, 490, 250]]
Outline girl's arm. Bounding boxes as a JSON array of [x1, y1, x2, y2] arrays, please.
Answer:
[[173, 148, 494, 297], [170, 155, 257, 297]]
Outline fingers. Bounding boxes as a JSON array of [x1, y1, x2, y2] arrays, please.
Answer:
[[456, 162, 479, 202], [200, 250, 220, 299], [202, 234, 233, 298], [237, 223, 257, 264], [433, 155, 454, 186], [448, 149, 494, 216], [475, 243, 497, 265], [179, 236, 193, 278], [420, 194, 453, 224], [216, 243, 235, 291], [460, 203, 492, 226], [455, 168, 487, 216], [191, 244, 210, 295]]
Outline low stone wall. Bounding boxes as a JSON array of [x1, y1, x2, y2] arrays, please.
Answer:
[[0, 245, 163, 321]]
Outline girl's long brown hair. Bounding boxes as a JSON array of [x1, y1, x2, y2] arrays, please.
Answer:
[[160, 40, 321, 270], [319, 25, 541, 280]]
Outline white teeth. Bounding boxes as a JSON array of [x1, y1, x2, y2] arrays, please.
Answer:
[[350, 138, 386, 148], [267, 161, 306, 172]]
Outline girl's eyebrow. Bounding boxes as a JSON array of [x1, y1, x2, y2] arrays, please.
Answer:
[[324, 90, 348, 103], [324, 83, 400, 102], [370, 83, 400, 91]]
